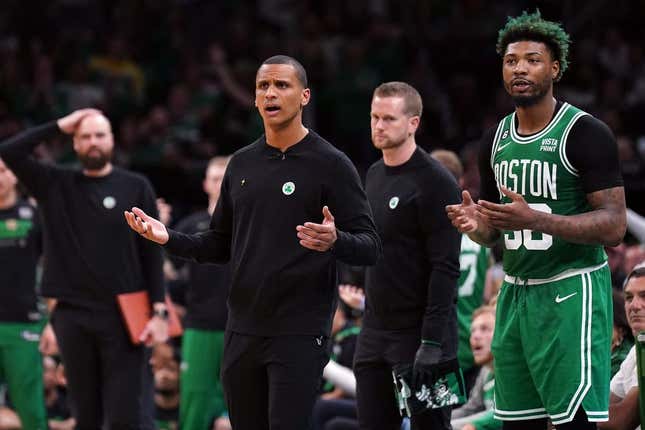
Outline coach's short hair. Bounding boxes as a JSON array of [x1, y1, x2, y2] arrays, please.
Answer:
[[260, 55, 308, 88], [373, 82, 423, 118]]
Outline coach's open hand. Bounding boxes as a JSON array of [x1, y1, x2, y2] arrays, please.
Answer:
[[124, 207, 169, 244], [297, 206, 337, 252]]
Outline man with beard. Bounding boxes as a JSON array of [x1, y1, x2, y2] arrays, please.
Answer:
[[124, 56, 380, 430], [0, 109, 167, 429], [355, 81, 461, 430], [446, 11, 626, 430]]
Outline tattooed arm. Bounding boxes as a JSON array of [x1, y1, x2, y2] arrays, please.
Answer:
[[533, 186, 626, 246], [478, 186, 626, 246]]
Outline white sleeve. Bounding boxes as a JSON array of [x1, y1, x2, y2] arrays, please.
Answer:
[[322, 360, 356, 396], [610, 346, 637, 398]]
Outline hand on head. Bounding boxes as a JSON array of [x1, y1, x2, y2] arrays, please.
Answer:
[[57, 109, 103, 134]]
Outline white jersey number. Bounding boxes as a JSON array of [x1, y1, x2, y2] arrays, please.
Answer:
[[504, 203, 553, 251], [458, 253, 478, 297]]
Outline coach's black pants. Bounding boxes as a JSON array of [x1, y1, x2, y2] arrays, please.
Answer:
[[354, 327, 452, 430], [221, 331, 330, 430], [51, 302, 154, 430]]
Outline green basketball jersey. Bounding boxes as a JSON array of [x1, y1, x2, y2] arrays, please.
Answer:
[[457, 234, 490, 370], [490, 103, 607, 279]]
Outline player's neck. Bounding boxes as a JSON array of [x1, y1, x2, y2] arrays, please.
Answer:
[[83, 162, 113, 177], [264, 119, 309, 152], [514, 94, 557, 135], [382, 139, 417, 167], [0, 189, 17, 210]]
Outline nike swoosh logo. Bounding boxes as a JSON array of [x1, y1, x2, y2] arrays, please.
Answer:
[[497, 142, 511, 152], [555, 292, 577, 304]]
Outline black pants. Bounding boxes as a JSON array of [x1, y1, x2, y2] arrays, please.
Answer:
[[354, 327, 452, 430], [221, 331, 330, 430], [51, 302, 154, 430]]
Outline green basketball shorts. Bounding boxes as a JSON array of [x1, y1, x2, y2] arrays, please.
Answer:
[[492, 262, 611, 425]]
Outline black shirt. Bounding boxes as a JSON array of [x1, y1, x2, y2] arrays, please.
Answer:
[[479, 101, 623, 203], [173, 210, 229, 331], [165, 130, 381, 336], [0, 122, 164, 308], [0, 199, 42, 322], [364, 147, 461, 349]]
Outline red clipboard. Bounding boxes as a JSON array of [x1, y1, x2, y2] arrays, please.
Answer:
[[117, 291, 183, 344]]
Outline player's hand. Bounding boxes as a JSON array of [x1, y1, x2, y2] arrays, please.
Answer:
[[124, 207, 169, 244], [477, 186, 539, 231], [139, 315, 169, 347], [338, 284, 365, 311], [412, 342, 442, 390], [39, 323, 59, 355], [57, 109, 102, 134], [446, 190, 482, 233], [462, 424, 476, 430], [297, 206, 337, 252]]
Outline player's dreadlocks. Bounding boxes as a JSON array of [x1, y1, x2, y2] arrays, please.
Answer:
[[496, 10, 571, 82]]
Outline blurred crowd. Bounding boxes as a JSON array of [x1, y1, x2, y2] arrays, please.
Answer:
[[1, 0, 645, 429], [0, 0, 644, 218]]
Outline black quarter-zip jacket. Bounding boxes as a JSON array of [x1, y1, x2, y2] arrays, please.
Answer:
[[165, 130, 381, 336], [364, 147, 461, 350]]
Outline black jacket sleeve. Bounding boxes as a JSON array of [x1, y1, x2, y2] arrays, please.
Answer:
[[419, 166, 462, 345], [565, 115, 623, 193], [163, 168, 232, 264], [138, 178, 165, 304], [0, 121, 61, 200], [478, 126, 501, 203], [328, 153, 382, 266]]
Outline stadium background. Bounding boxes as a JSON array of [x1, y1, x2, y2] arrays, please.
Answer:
[[0, 0, 643, 222]]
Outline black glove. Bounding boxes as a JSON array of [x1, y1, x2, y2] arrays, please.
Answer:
[[412, 341, 442, 390]]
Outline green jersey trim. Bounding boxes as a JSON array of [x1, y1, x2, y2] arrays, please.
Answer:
[[494, 407, 548, 420], [559, 111, 588, 177], [490, 118, 507, 167], [509, 103, 571, 143]]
